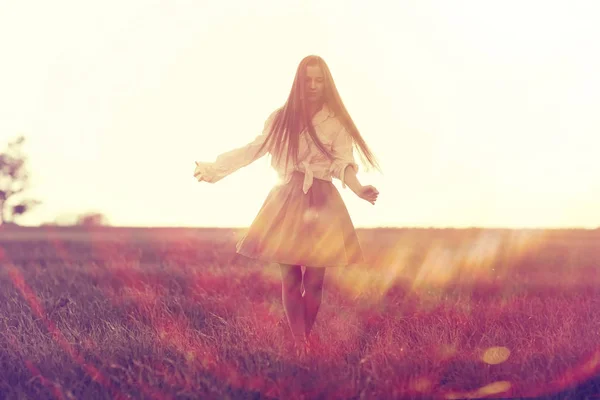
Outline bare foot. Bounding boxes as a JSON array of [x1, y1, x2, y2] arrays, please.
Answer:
[[294, 340, 308, 360], [305, 333, 322, 356]]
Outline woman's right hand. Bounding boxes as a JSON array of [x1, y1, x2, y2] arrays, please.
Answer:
[[357, 185, 379, 205], [193, 162, 214, 182]]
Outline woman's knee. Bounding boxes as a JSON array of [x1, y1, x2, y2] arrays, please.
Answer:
[[279, 263, 302, 291], [303, 267, 325, 294]]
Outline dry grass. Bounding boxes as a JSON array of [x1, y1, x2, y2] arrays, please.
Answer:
[[1, 226, 600, 399]]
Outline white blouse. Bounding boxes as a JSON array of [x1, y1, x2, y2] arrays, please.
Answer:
[[194, 103, 359, 194]]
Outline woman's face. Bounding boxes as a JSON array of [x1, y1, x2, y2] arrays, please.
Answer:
[[305, 65, 325, 104]]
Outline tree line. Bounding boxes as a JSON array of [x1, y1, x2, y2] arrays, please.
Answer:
[[0, 136, 108, 227]]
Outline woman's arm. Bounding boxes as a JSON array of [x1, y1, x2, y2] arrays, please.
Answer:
[[330, 126, 379, 205], [203, 133, 268, 183], [342, 165, 363, 195], [330, 126, 360, 190], [194, 110, 278, 183]]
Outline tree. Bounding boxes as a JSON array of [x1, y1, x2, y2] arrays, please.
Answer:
[[0, 135, 41, 225]]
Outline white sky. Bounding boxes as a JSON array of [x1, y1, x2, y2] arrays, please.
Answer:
[[1, 0, 599, 228]]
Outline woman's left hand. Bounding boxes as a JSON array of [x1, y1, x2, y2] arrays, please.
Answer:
[[357, 185, 379, 205]]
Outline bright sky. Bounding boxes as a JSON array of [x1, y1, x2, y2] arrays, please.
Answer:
[[1, 0, 599, 228]]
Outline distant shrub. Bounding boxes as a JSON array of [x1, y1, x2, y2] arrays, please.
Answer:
[[76, 212, 110, 227]]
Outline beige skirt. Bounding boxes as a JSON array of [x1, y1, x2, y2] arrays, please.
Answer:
[[236, 171, 364, 268]]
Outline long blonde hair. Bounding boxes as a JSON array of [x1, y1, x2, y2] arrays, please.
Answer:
[[255, 55, 381, 173]]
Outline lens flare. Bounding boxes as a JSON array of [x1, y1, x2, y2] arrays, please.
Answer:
[[482, 346, 511, 365]]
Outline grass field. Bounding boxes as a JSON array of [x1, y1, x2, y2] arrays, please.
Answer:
[[1, 226, 600, 399]]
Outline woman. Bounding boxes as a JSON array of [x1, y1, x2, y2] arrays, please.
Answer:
[[193, 55, 380, 356]]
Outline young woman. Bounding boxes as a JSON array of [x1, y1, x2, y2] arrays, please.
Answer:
[[193, 55, 380, 357]]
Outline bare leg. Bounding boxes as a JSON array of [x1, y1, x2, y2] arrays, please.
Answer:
[[279, 263, 306, 343], [303, 266, 326, 340]]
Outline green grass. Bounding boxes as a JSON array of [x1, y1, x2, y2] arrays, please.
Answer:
[[1, 226, 599, 399]]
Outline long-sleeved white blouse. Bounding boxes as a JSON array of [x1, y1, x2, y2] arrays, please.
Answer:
[[194, 103, 359, 194]]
